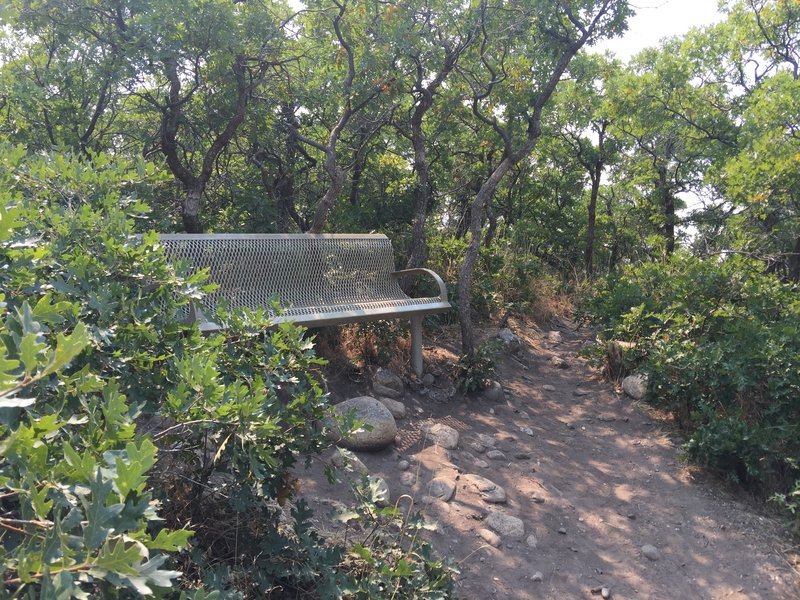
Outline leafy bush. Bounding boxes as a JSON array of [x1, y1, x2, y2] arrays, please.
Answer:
[[0, 148, 456, 597], [582, 252, 800, 524], [455, 341, 500, 393]]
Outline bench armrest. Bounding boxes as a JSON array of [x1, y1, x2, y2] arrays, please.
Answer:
[[391, 268, 449, 302]]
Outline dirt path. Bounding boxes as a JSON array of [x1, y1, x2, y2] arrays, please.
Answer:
[[298, 322, 799, 599]]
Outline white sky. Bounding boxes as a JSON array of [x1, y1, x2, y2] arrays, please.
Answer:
[[593, 0, 727, 61]]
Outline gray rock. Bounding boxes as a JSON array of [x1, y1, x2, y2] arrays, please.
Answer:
[[573, 388, 591, 396], [332, 397, 397, 451], [550, 356, 570, 369], [400, 472, 416, 486], [602, 587, 611, 599], [486, 450, 507, 461], [641, 544, 660, 561], [486, 511, 525, 538], [373, 367, 404, 398], [427, 477, 456, 502], [464, 473, 507, 503], [422, 373, 436, 387], [519, 427, 534, 437], [422, 423, 460, 449], [483, 379, 505, 402], [497, 328, 523, 355], [397, 460, 410, 471], [329, 449, 369, 476], [478, 528, 502, 548], [558, 527, 567, 535], [532, 571, 543, 582], [377, 396, 407, 419], [477, 433, 497, 447], [546, 330, 562, 343], [532, 493, 545, 504], [526, 534, 538, 548], [542, 384, 556, 392], [474, 459, 490, 469], [370, 476, 390, 507], [623, 374, 648, 400], [514, 452, 532, 460], [469, 441, 487, 454]]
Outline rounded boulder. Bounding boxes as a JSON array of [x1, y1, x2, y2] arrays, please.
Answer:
[[332, 396, 398, 452]]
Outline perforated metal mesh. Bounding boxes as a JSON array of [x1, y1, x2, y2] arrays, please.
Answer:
[[158, 234, 447, 324]]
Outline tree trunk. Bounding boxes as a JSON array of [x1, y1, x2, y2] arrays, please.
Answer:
[[183, 181, 204, 233], [658, 166, 676, 254], [586, 168, 600, 277], [458, 157, 513, 355]]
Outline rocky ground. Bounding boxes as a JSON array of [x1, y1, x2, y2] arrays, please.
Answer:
[[295, 320, 799, 599]]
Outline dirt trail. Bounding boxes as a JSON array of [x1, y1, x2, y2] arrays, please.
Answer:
[[298, 321, 799, 599]]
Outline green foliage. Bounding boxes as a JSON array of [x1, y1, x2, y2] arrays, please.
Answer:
[[583, 252, 800, 525], [455, 341, 500, 393], [427, 233, 544, 319], [0, 147, 455, 597], [332, 477, 457, 599]]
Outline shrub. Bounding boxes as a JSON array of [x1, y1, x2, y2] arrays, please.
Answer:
[[582, 252, 800, 525], [0, 148, 456, 597]]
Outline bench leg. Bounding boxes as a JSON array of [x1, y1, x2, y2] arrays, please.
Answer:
[[410, 315, 424, 378]]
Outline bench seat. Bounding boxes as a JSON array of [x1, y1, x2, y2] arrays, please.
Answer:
[[157, 233, 450, 376]]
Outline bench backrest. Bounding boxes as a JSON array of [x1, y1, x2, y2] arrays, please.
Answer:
[[159, 234, 410, 317]]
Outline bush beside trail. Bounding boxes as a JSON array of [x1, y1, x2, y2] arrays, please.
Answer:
[[0, 148, 455, 598], [582, 252, 800, 528]]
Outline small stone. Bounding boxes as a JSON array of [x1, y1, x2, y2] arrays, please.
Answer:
[[532, 494, 545, 504], [532, 571, 543, 582], [542, 384, 556, 392], [573, 388, 591, 396], [475, 459, 490, 469], [486, 511, 525, 538], [598, 414, 616, 422], [427, 477, 456, 502], [641, 544, 660, 561], [519, 427, 534, 437], [397, 460, 410, 471], [422, 423, 460, 449], [546, 330, 562, 343], [483, 380, 505, 402], [479, 528, 502, 548], [329, 449, 369, 476], [477, 433, 497, 447], [464, 473, 507, 504], [622, 374, 648, 400], [550, 356, 569, 369], [400, 472, 416, 486], [602, 587, 612, 599], [422, 373, 436, 387], [558, 527, 567, 535], [373, 367, 405, 398], [370, 476, 390, 507], [497, 328, 523, 356], [514, 452, 531, 460], [376, 396, 407, 419], [526, 534, 538, 548], [469, 441, 487, 454], [486, 449, 507, 461]]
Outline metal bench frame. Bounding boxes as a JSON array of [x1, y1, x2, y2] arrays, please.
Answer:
[[158, 233, 450, 376]]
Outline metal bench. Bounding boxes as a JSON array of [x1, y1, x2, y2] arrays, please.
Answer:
[[158, 233, 451, 376]]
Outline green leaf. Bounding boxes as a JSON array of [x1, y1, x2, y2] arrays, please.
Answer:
[[114, 444, 154, 497], [89, 538, 143, 576], [19, 332, 46, 375], [149, 529, 193, 552], [29, 480, 53, 519], [80, 475, 124, 550], [39, 569, 76, 600], [42, 322, 90, 377]]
